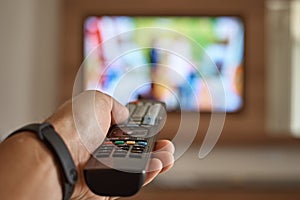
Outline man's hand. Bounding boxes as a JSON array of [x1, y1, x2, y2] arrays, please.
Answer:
[[47, 91, 174, 200]]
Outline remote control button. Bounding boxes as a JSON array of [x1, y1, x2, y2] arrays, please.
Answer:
[[131, 149, 143, 153], [132, 104, 149, 120], [143, 104, 163, 125], [128, 120, 141, 126], [112, 153, 127, 157], [114, 141, 125, 145], [127, 104, 136, 116], [126, 141, 136, 145], [145, 102, 153, 107], [140, 124, 151, 128], [98, 149, 113, 153], [137, 141, 147, 146], [131, 149, 144, 153], [99, 145, 114, 148], [96, 153, 111, 158], [113, 150, 122, 153], [132, 146, 145, 150], [103, 141, 113, 145], [114, 148, 128, 152], [116, 144, 130, 150], [99, 146, 113, 151], [126, 130, 134, 135], [113, 148, 128, 157]]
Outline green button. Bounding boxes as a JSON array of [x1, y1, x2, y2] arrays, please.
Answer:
[[114, 141, 125, 145]]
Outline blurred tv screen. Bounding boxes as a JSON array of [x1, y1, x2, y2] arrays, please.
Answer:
[[83, 16, 244, 112]]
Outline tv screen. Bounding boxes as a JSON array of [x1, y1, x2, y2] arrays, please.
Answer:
[[83, 16, 244, 112]]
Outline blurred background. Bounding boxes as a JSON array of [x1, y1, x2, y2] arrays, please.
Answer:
[[1, 0, 300, 199], [0, 0, 60, 136]]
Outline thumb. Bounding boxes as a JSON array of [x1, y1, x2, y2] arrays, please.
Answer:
[[73, 91, 128, 154]]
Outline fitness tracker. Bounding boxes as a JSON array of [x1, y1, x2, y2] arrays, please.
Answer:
[[9, 123, 78, 200]]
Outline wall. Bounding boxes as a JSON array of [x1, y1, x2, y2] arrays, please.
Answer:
[[266, 0, 300, 137], [0, 0, 60, 139], [291, 0, 300, 136]]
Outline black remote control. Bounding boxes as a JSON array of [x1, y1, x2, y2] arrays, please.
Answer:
[[84, 100, 166, 196]]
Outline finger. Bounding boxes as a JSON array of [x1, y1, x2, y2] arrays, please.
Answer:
[[94, 92, 129, 125], [111, 98, 129, 124], [144, 158, 162, 186], [151, 151, 174, 174], [154, 140, 175, 154], [72, 91, 124, 153]]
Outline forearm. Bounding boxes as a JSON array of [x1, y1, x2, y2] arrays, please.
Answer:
[[0, 132, 62, 200]]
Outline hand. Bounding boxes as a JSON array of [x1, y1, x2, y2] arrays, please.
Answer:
[[46, 91, 174, 200]]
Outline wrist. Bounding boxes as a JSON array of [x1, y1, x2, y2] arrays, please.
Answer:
[[9, 131, 57, 164], [46, 118, 92, 166], [8, 123, 78, 200], [2, 132, 63, 199]]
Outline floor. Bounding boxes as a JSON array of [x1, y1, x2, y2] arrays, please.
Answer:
[[122, 187, 300, 200], [122, 145, 300, 200]]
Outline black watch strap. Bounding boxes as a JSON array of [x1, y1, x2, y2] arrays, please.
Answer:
[[9, 123, 78, 200]]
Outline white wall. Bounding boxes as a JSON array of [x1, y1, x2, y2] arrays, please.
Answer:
[[0, 0, 60, 140], [266, 0, 300, 136], [265, 0, 292, 134], [291, 0, 300, 136]]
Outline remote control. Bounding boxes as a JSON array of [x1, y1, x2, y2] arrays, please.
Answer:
[[84, 100, 166, 196]]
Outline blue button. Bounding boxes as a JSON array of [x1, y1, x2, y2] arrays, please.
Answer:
[[137, 141, 147, 146]]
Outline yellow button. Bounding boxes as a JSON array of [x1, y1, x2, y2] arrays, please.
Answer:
[[126, 141, 136, 145]]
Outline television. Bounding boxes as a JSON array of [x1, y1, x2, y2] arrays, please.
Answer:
[[62, 0, 268, 144], [82, 16, 245, 113]]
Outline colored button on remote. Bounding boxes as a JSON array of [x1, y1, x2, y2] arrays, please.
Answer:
[[137, 141, 147, 146], [126, 141, 136, 145], [103, 141, 113, 145], [114, 141, 125, 145]]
